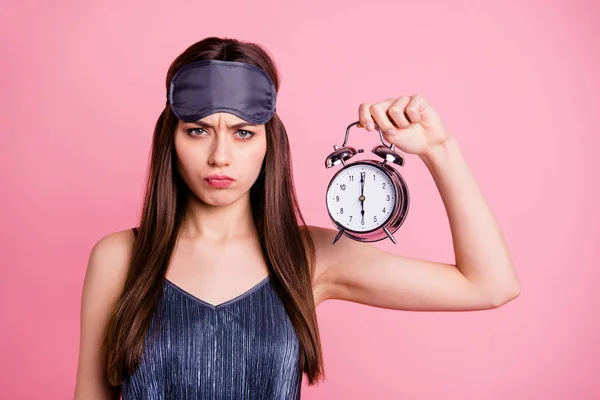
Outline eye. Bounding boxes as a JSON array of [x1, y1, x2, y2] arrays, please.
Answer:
[[235, 130, 255, 140], [187, 128, 207, 137], [186, 127, 255, 140]]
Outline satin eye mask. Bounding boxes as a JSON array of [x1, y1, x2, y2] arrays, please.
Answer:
[[167, 59, 277, 124]]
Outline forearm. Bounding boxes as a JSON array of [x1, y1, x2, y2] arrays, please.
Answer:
[[419, 136, 521, 302]]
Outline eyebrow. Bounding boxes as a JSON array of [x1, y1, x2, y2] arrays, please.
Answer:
[[186, 120, 258, 129]]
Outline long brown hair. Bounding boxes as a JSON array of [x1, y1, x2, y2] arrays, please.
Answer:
[[101, 37, 325, 390]]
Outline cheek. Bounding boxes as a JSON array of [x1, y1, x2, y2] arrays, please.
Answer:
[[247, 144, 266, 169], [173, 134, 202, 183], [235, 146, 265, 188]]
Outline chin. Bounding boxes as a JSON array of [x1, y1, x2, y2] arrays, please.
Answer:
[[203, 197, 236, 207], [193, 189, 245, 207]]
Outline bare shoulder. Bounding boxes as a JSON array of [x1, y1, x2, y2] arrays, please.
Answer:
[[74, 228, 136, 399], [84, 228, 136, 292], [298, 224, 338, 268], [299, 224, 390, 305], [298, 224, 344, 305]]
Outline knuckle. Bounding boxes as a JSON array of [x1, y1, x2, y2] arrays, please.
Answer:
[[388, 106, 402, 116]]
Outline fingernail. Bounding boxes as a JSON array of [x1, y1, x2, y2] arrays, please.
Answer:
[[366, 122, 374, 131], [387, 129, 397, 135]]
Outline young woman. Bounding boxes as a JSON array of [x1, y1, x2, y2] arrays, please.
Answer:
[[74, 37, 520, 399]]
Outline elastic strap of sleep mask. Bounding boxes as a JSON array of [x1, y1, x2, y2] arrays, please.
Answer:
[[167, 59, 277, 125]]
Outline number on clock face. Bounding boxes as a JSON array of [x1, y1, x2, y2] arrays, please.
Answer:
[[326, 164, 395, 232]]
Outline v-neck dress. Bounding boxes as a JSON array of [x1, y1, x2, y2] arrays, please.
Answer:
[[121, 227, 303, 399]]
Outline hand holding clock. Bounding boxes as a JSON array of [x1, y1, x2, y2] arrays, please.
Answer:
[[357, 94, 452, 159], [325, 96, 426, 243]]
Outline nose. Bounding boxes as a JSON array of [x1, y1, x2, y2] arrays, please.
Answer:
[[207, 133, 232, 168]]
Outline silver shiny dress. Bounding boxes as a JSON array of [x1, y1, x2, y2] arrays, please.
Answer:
[[121, 228, 302, 399]]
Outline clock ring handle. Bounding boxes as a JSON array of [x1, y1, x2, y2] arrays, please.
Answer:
[[342, 121, 392, 149]]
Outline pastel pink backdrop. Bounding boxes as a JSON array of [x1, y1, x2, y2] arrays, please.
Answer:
[[1, 0, 598, 398]]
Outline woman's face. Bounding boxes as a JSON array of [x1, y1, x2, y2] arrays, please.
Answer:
[[174, 112, 267, 207]]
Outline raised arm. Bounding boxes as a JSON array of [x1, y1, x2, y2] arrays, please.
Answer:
[[310, 94, 520, 311]]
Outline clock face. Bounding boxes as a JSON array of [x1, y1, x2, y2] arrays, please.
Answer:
[[326, 163, 395, 232]]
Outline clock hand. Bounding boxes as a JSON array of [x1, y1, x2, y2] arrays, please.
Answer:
[[360, 172, 365, 224], [360, 172, 365, 196]]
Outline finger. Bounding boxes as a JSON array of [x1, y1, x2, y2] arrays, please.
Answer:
[[369, 97, 398, 135], [387, 96, 411, 129], [358, 103, 374, 131], [405, 93, 429, 123]]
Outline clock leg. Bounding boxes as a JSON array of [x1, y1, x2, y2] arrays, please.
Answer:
[[383, 227, 397, 244], [333, 228, 345, 244]]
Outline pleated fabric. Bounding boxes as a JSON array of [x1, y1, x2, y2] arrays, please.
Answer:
[[121, 228, 302, 399]]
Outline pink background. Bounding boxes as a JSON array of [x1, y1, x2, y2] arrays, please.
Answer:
[[1, 0, 598, 398]]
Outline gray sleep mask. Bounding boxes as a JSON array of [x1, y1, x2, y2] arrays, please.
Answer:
[[167, 59, 277, 124]]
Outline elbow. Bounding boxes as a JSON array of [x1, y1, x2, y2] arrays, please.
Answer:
[[490, 284, 521, 308]]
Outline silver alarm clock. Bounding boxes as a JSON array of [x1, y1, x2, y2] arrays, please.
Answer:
[[325, 121, 410, 244]]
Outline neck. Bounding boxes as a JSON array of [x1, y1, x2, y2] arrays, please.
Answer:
[[180, 192, 257, 242]]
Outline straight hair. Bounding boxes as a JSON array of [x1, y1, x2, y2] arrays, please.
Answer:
[[101, 37, 326, 391]]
